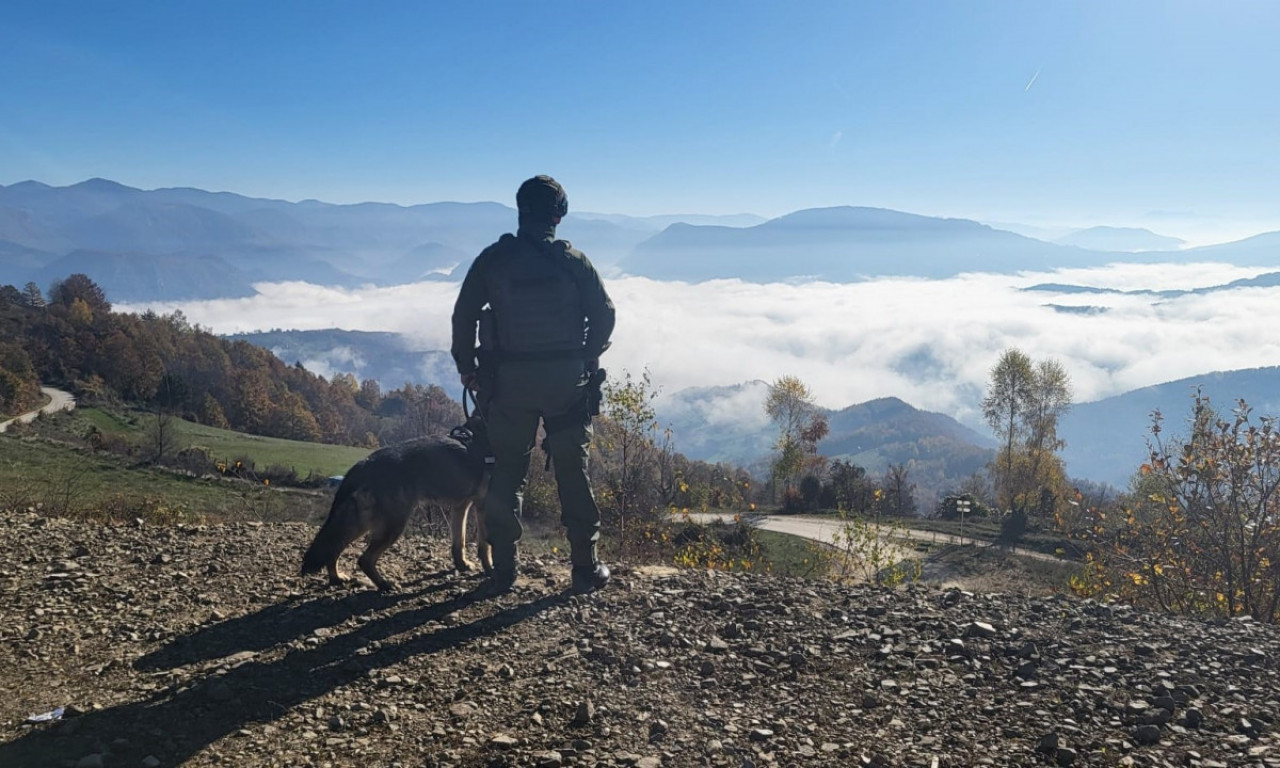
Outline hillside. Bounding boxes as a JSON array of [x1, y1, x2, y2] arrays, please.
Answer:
[[1059, 366, 1280, 489], [2, 511, 1279, 767]]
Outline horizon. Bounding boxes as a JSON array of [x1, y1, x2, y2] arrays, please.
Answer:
[[4, 3, 1279, 246], [3, 175, 1276, 250]]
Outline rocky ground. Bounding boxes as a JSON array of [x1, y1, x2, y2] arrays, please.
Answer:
[[1, 511, 1279, 768]]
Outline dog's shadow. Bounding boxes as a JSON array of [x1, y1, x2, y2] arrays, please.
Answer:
[[1, 582, 567, 768]]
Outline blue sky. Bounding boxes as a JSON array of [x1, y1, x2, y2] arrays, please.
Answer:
[[3, 1, 1278, 242]]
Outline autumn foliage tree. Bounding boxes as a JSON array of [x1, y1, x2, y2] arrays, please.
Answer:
[[1069, 392, 1280, 623], [765, 375, 829, 508], [981, 349, 1072, 521]]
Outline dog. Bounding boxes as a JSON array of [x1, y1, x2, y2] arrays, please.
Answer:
[[301, 425, 491, 592]]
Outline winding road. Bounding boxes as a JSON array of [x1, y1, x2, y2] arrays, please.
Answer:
[[691, 512, 1065, 564], [0, 386, 76, 433]]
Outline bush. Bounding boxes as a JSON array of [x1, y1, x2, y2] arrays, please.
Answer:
[[173, 446, 216, 475]]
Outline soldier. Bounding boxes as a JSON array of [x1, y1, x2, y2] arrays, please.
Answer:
[[451, 175, 616, 595]]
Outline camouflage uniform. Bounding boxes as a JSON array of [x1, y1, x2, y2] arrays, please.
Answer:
[[450, 176, 615, 593]]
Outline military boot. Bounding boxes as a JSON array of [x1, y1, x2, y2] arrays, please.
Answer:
[[483, 544, 519, 596], [571, 562, 610, 594], [569, 541, 609, 594]]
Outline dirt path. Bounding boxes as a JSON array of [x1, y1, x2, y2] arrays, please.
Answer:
[[0, 386, 76, 433]]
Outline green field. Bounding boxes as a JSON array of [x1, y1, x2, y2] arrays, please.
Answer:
[[78, 407, 371, 478], [0, 434, 331, 522], [0, 406, 374, 524]]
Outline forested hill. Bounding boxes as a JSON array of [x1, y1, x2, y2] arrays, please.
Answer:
[[0, 274, 461, 447]]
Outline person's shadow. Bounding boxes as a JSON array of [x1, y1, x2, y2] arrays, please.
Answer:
[[0, 580, 567, 767]]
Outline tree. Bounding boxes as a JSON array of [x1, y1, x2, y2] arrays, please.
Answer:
[[49, 273, 111, 314], [765, 375, 829, 503], [982, 349, 1033, 511], [981, 348, 1072, 520], [146, 408, 186, 464], [880, 462, 917, 517], [829, 459, 876, 513], [1068, 393, 1280, 623], [596, 368, 663, 547], [21, 282, 45, 308]]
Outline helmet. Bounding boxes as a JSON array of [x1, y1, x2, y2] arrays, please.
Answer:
[[516, 175, 568, 219]]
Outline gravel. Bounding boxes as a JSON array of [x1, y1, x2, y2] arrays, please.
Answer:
[[2, 511, 1279, 767]]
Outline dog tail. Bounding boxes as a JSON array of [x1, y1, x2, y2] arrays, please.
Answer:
[[301, 487, 358, 575]]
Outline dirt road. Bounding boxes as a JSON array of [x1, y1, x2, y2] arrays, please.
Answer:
[[0, 386, 76, 433]]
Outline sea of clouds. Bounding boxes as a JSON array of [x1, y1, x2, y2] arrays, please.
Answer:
[[121, 262, 1280, 429]]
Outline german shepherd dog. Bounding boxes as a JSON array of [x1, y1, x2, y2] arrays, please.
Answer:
[[301, 420, 491, 592]]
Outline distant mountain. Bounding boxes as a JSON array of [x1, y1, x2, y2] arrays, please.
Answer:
[[980, 221, 1076, 242], [1059, 366, 1280, 489], [1025, 270, 1280, 299], [38, 250, 258, 302], [623, 206, 1105, 281], [226, 329, 459, 390], [1054, 226, 1185, 252], [574, 211, 767, 229], [0, 179, 650, 300]]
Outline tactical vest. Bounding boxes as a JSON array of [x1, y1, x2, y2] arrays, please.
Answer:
[[485, 234, 587, 359]]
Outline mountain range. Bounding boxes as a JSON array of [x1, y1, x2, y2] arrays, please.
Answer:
[[6, 179, 1274, 301], [0, 179, 673, 300]]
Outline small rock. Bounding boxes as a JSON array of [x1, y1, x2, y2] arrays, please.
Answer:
[[964, 621, 998, 639], [490, 733, 519, 749], [1037, 733, 1060, 754], [1133, 724, 1161, 745], [572, 700, 595, 727], [649, 719, 668, 740]]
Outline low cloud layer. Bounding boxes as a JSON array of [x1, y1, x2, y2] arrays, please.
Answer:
[[122, 262, 1280, 428]]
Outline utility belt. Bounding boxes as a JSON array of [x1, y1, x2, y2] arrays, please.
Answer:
[[486, 348, 589, 363]]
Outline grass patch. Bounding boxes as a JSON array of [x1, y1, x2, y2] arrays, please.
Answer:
[[754, 529, 831, 579], [39, 407, 371, 478], [0, 433, 330, 523]]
